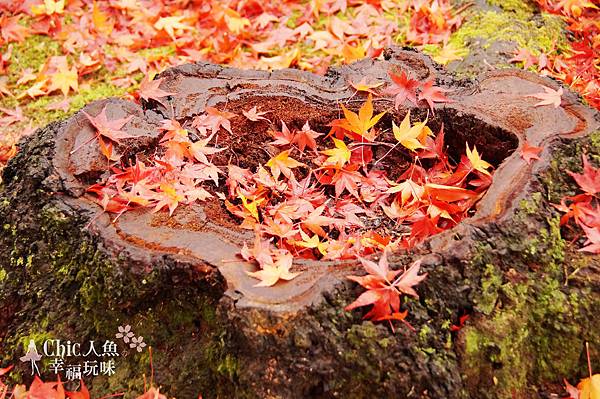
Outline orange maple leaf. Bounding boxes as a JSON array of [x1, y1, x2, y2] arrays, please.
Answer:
[[330, 94, 385, 141]]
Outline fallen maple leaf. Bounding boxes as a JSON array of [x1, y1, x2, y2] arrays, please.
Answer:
[[579, 224, 600, 254], [392, 111, 428, 152], [418, 78, 452, 113], [346, 251, 427, 324], [246, 252, 300, 287], [0, 15, 30, 44], [31, 0, 65, 16], [270, 121, 294, 146], [92, 1, 113, 35], [47, 58, 78, 96], [568, 154, 600, 195], [292, 121, 322, 152], [466, 143, 493, 176], [331, 94, 385, 141], [385, 69, 420, 109], [82, 107, 133, 144], [341, 42, 365, 64], [349, 76, 384, 95], [520, 141, 543, 164], [266, 150, 304, 179], [192, 107, 236, 136], [242, 106, 270, 122], [72, 106, 133, 159], [136, 387, 168, 399], [321, 137, 351, 168], [526, 86, 563, 108], [139, 76, 175, 107], [154, 16, 193, 40]]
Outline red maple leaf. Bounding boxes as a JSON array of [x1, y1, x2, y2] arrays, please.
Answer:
[[0, 15, 30, 43], [138, 76, 175, 106], [579, 223, 600, 254], [418, 79, 452, 113], [520, 141, 543, 164], [71, 106, 134, 159], [66, 379, 90, 399], [568, 154, 600, 195], [384, 69, 420, 109], [270, 121, 294, 146], [346, 251, 427, 325], [292, 121, 322, 152], [83, 106, 134, 144]]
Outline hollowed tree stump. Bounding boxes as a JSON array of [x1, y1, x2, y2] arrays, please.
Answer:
[[1, 48, 599, 398]]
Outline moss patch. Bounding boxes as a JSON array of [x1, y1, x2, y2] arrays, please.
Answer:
[[449, 10, 565, 57], [461, 134, 600, 397]]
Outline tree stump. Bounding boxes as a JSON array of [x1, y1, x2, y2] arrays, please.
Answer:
[[1, 48, 599, 398]]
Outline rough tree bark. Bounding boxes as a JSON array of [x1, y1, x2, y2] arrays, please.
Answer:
[[0, 48, 599, 398]]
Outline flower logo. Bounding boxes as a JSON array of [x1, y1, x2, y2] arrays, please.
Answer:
[[115, 325, 134, 343], [130, 336, 146, 352]]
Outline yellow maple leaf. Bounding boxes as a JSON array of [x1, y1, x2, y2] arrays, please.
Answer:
[[349, 77, 384, 95], [93, 1, 114, 35], [341, 42, 365, 64], [321, 138, 351, 168], [246, 253, 300, 287], [239, 193, 264, 221], [559, 0, 598, 17], [431, 43, 467, 65], [578, 374, 600, 399], [392, 111, 430, 152], [153, 183, 184, 216], [466, 143, 493, 176], [154, 16, 193, 40], [17, 80, 47, 99], [265, 150, 304, 180], [335, 94, 385, 141], [31, 0, 65, 16], [292, 230, 329, 256], [224, 8, 250, 34], [47, 63, 78, 96], [257, 48, 299, 70], [387, 179, 424, 204]]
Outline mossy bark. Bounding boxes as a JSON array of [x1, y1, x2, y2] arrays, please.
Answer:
[[0, 123, 239, 398]]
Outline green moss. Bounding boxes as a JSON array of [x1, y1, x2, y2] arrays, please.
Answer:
[[519, 192, 543, 216], [463, 199, 595, 397], [590, 131, 600, 157], [217, 355, 238, 379], [418, 324, 432, 342], [0, 200, 238, 398], [448, 9, 566, 62], [486, 0, 536, 17], [137, 45, 176, 60], [476, 264, 502, 315]]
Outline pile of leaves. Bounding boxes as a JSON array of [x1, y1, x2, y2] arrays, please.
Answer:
[[555, 154, 600, 254], [85, 73, 492, 326], [514, 0, 599, 109]]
